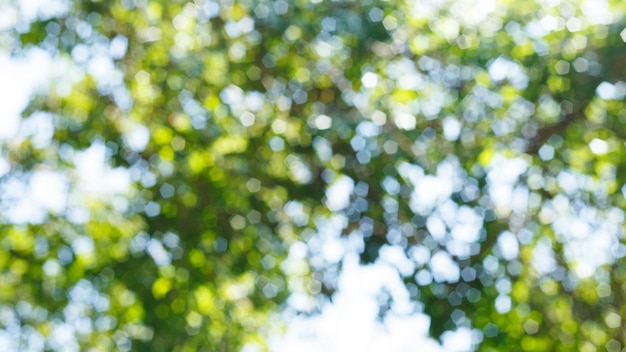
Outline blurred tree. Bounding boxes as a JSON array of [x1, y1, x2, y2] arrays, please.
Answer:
[[3, 0, 626, 350]]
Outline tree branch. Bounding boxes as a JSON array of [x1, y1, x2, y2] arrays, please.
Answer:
[[526, 108, 585, 155]]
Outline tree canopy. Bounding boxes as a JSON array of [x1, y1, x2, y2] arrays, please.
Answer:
[[3, 0, 626, 350]]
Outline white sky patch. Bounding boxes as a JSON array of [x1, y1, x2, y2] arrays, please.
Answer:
[[289, 217, 476, 352], [20, 112, 56, 148], [556, 170, 580, 195], [427, 213, 447, 241], [272, 254, 447, 352], [441, 327, 475, 352], [18, 0, 69, 23], [87, 55, 122, 88], [589, 138, 608, 155], [0, 170, 68, 224], [1, 178, 45, 224], [379, 245, 415, 277], [314, 40, 333, 58], [398, 161, 424, 185], [325, 175, 354, 211], [413, 175, 450, 212], [361, 72, 379, 89], [74, 141, 131, 195], [0, 49, 53, 140], [410, 246, 431, 267], [443, 116, 461, 141], [123, 124, 150, 152], [497, 231, 519, 260], [532, 237, 557, 275], [487, 58, 510, 81], [312, 114, 332, 130], [48, 323, 78, 352], [487, 57, 528, 89], [387, 58, 425, 90], [448, 0, 495, 27], [430, 251, 460, 283], [284, 201, 309, 227], [394, 111, 417, 130], [220, 84, 244, 105], [29, 170, 68, 214], [551, 199, 624, 279], [146, 238, 171, 267], [405, 158, 463, 215], [0, 5, 18, 31], [494, 295, 511, 314], [486, 155, 527, 217], [223, 17, 254, 38], [581, 0, 613, 25], [244, 91, 265, 111], [596, 82, 617, 100], [109, 35, 128, 59], [450, 206, 482, 243], [321, 237, 345, 264], [444, 205, 484, 258], [356, 120, 381, 137], [71, 235, 95, 255], [307, 214, 351, 267], [0, 157, 9, 178]]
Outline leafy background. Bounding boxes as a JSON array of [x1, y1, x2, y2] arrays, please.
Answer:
[[1, 0, 626, 350]]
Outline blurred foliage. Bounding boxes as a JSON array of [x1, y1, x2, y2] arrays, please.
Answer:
[[3, 0, 626, 350]]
